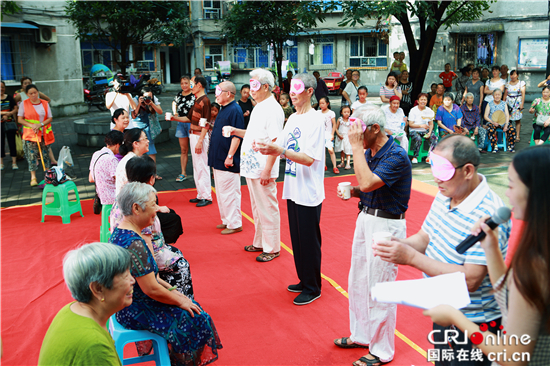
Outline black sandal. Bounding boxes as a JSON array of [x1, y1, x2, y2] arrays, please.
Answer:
[[334, 337, 368, 349], [244, 245, 263, 252], [352, 354, 388, 366], [256, 252, 280, 262]]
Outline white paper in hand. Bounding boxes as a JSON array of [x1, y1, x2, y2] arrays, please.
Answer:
[[371, 272, 470, 310]]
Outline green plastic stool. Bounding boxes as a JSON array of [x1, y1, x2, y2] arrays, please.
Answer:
[[407, 134, 430, 162], [100, 204, 113, 242], [41, 180, 84, 224], [529, 130, 550, 146]]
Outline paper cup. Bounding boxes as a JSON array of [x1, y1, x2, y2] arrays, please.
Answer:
[[223, 126, 232, 138], [199, 118, 207, 127], [165, 112, 172, 121], [338, 182, 352, 199], [372, 231, 392, 245]]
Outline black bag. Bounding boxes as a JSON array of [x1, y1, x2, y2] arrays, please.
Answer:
[[93, 193, 102, 215], [44, 167, 67, 186], [4, 121, 18, 132]]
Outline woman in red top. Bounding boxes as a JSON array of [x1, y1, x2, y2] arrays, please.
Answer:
[[17, 84, 53, 186]]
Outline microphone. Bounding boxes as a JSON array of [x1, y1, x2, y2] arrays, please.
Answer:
[[455, 207, 511, 254]]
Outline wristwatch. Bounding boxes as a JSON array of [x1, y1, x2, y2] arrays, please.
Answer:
[[40, 122, 44, 127], [227, 154, 233, 159], [280, 148, 287, 158]]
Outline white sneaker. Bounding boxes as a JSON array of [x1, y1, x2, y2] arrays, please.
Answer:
[[411, 158, 418, 164]]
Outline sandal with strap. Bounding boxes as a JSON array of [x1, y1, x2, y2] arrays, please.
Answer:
[[176, 174, 186, 182], [256, 252, 280, 262], [244, 245, 263, 252], [353, 354, 388, 366], [334, 337, 368, 349], [30, 178, 38, 187]]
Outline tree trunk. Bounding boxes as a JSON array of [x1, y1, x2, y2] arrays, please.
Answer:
[[275, 41, 284, 87], [409, 29, 438, 100]]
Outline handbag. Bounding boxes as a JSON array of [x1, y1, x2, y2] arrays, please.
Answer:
[[535, 114, 549, 126], [92, 152, 108, 215], [4, 121, 18, 132], [149, 113, 162, 140]]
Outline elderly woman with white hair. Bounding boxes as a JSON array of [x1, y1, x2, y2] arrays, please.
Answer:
[[484, 88, 515, 153], [109, 182, 221, 366], [256, 73, 326, 305], [226, 68, 284, 262], [38, 242, 134, 365], [333, 104, 411, 366]]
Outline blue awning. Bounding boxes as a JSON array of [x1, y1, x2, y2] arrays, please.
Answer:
[[296, 28, 382, 36], [1, 22, 39, 29]]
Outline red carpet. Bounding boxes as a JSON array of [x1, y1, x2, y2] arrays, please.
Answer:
[[1, 176, 522, 366]]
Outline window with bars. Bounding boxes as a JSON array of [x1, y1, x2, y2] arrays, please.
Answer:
[[285, 37, 298, 66], [349, 35, 388, 68], [205, 44, 223, 69], [204, 0, 221, 19], [233, 46, 269, 69], [312, 36, 334, 66], [1, 31, 34, 82], [455, 33, 497, 70]]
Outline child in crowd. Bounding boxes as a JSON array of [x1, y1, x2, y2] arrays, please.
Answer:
[[439, 63, 458, 92], [279, 93, 294, 127], [429, 83, 445, 110], [318, 96, 339, 174], [207, 103, 220, 153], [351, 86, 369, 112], [390, 52, 407, 74], [399, 52, 407, 71], [335, 105, 353, 170]]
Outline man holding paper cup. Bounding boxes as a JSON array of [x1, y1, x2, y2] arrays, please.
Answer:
[[223, 69, 284, 261], [208, 81, 245, 234], [372, 134, 512, 366], [334, 105, 412, 366]]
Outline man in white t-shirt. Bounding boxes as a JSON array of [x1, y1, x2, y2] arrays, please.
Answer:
[[228, 69, 284, 262], [256, 73, 326, 305], [106, 78, 137, 130]]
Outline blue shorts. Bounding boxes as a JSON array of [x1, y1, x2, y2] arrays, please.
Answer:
[[175, 122, 191, 138]]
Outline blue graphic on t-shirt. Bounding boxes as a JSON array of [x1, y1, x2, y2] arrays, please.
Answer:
[[285, 127, 301, 177]]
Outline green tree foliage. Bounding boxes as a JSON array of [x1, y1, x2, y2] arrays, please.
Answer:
[[65, 1, 190, 75], [222, 1, 333, 86], [1, 1, 22, 21], [339, 1, 495, 98]]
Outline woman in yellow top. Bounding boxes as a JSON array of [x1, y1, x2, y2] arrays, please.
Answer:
[[38, 242, 134, 366], [17, 84, 54, 186]]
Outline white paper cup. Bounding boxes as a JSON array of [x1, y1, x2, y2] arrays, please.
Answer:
[[165, 112, 172, 121], [338, 182, 352, 199], [372, 231, 392, 245], [199, 118, 207, 127], [223, 126, 232, 138]]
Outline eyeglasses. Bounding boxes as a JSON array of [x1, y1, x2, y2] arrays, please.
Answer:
[[137, 138, 148, 142]]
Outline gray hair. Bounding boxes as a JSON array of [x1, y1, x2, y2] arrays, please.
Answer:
[[249, 68, 275, 90], [464, 92, 474, 100], [63, 242, 131, 303], [351, 104, 385, 132], [118, 181, 156, 217], [435, 134, 480, 170], [293, 73, 317, 91], [493, 88, 503, 96]]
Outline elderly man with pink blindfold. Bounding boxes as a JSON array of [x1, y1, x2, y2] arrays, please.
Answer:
[[223, 69, 284, 261], [372, 134, 512, 366], [255, 73, 326, 306], [333, 105, 411, 366]]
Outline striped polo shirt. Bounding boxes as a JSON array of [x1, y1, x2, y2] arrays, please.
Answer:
[[422, 174, 511, 323]]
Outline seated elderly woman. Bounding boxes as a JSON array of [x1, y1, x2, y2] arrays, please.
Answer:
[[109, 182, 221, 365], [38, 242, 133, 365], [381, 95, 408, 152], [484, 88, 516, 153]]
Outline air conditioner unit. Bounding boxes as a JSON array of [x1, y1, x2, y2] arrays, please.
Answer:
[[37, 26, 57, 44]]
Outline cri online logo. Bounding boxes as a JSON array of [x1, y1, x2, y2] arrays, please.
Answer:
[[470, 321, 504, 345]]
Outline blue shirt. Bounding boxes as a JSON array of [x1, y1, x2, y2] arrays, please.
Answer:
[[208, 100, 244, 173], [359, 135, 412, 215], [436, 104, 463, 130]]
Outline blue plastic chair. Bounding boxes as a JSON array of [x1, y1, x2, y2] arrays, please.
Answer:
[[109, 315, 171, 366], [487, 128, 507, 152]]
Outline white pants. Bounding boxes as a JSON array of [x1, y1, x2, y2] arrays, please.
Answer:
[[213, 169, 242, 229], [393, 132, 409, 153], [246, 177, 280, 253], [189, 134, 212, 200], [348, 212, 406, 363]]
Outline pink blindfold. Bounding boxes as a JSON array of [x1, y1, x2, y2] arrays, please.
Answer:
[[349, 117, 367, 132], [429, 151, 458, 181], [215, 85, 223, 97], [290, 79, 305, 94], [249, 79, 261, 92]]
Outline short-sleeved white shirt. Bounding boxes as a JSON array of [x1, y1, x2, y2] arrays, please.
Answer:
[[276, 109, 325, 207], [115, 152, 136, 197], [351, 100, 368, 111], [422, 174, 511, 322], [106, 92, 135, 130], [319, 109, 336, 136], [408, 106, 434, 132], [344, 82, 360, 103], [484, 79, 505, 103], [240, 96, 284, 179], [381, 104, 406, 133]]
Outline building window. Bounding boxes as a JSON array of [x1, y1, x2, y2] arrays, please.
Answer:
[[205, 44, 223, 69], [233, 46, 269, 69], [204, 0, 221, 19], [455, 33, 497, 70], [285, 37, 298, 66], [1, 31, 34, 82], [312, 36, 334, 66], [132, 45, 155, 72], [81, 40, 119, 73], [349, 35, 388, 68]]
